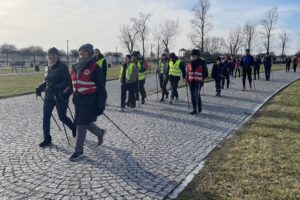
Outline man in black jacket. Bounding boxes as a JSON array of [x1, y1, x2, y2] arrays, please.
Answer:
[[264, 53, 272, 81], [211, 57, 223, 96], [221, 55, 232, 89], [36, 47, 76, 147]]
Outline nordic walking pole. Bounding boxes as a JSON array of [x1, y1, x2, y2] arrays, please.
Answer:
[[185, 81, 190, 110], [252, 67, 256, 90], [103, 113, 144, 149], [67, 105, 75, 122], [156, 72, 159, 101], [39, 95, 62, 131], [62, 123, 71, 146]]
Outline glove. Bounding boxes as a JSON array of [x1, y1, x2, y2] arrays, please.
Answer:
[[36, 87, 42, 96], [96, 106, 104, 116]]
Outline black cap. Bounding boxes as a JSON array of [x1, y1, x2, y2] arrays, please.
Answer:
[[169, 53, 176, 59], [191, 49, 201, 56], [131, 51, 139, 57], [47, 47, 59, 55], [245, 48, 250, 52], [79, 43, 94, 57]]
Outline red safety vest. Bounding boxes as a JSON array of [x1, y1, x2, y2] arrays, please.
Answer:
[[71, 63, 97, 94], [187, 64, 203, 83]]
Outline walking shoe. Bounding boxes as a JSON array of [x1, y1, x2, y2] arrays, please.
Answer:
[[120, 107, 125, 112], [190, 110, 197, 115], [39, 140, 52, 148], [97, 129, 106, 146], [69, 152, 84, 162], [216, 92, 221, 97], [72, 128, 76, 138], [198, 107, 202, 113], [169, 99, 173, 104], [141, 99, 145, 104], [160, 98, 164, 102], [242, 87, 246, 91]]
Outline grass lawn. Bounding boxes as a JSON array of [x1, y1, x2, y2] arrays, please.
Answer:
[[177, 80, 300, 200], [0, 67, 121, 98]]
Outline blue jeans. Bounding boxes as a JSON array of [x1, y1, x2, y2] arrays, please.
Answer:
[[43, 96, 75, 141]]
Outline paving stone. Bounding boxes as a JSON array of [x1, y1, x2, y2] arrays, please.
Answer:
[[0, 71, 299, 199]]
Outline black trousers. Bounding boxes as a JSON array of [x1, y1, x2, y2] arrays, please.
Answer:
[[286, 64, 291, 72], [242, 67, 252, 88], [222, 73, 230, 89], [169, 76, 180, 99], [265, 66, 271, 80], [234, 68, 240, 78], [215, 78, 221, 94], [121, 84, 127, 108], [159, 74, 169, 99], [293, 64, 297, 72], [254, 66, 260, 79], [189, 82, 202, 111], [43, 96, 75, 141], [135, 79, 146, 101]]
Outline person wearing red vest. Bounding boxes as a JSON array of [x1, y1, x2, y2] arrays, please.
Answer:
[[187, 49, 207, 115], [69, 43, 107, 161]]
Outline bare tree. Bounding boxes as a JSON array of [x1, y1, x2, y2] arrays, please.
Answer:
[[28, 46, 44, 65], [243, 21, 257, 50], [159, 19, 179, 51], [119, 22, 139, 55], [190, 0, 212, 54], [227, 26, 244, 56], [70, 49, 79, 59], [204, 36, 226, 54], [131, 12, 151, 57], [260, 7, 278, 54], [279, 29, 289, 62], [0, 43, 17, 66]]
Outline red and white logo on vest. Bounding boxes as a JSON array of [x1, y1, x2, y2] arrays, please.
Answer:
[[84, 69, 90, 75]]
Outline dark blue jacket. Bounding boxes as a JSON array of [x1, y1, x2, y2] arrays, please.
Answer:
[[241, 55, 255, 69], [212, 63, 223, 80]]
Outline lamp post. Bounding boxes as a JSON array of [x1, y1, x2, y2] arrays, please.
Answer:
[[66, 40, 69, 67]]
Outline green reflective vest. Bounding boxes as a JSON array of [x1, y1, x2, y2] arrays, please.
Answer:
[[137, 61, 146, 80], [159, 61, 168, 74], [96, 58, 105, 69], [119, 63, 136, 82], [169, 60, 182, 77]]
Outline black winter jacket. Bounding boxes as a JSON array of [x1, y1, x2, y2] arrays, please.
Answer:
[[38, 60, 71, 99], [211, 63, 223, 80]]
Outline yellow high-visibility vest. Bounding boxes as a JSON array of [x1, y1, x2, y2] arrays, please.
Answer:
[[119, 63, 136, 81], [137, 61, 146, 81], [169, 60, 182, 77], [96, 58, 105, 69]]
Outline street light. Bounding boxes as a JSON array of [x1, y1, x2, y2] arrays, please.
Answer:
[[66, 40, 69, 67]]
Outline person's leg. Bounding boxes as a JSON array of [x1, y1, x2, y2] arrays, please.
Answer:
[[216, 79, 221, 96], [140, 79, 146, 103], [86, 123, 105, 146], [197, 84, 202, 113], [264, 66, 268, 80], [189, 83, 197, 113], [159, 75, 164, 99], [173, 79, 179, 99], [128, 84, 136, 108], [221, 75, 225, 89], [226, 74, 230, 88], [248, 68, 252, 89], [42, 97, 56, 142], [135, 81, 139, 101], [234, 68, 237, 78], [258, 66, 260, 79], [162, 77, 169, 100], [56, 99, 75, 131], [238, 69, 241, 78], [242, 68, 247, 89], [121, 84, 126, 108], [74, 124, 87, 154]]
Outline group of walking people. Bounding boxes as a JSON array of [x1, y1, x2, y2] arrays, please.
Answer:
[[36, 43, 297, 161]]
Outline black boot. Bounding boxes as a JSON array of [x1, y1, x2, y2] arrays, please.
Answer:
[[141, 98, 145, 104], [39, 138, 52, 148], [190, 110, 197, 115], [165, 92, 169, 99], [72, 128, 76, 138]]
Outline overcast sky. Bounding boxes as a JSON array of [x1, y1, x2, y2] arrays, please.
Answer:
[[0, 0, 299, 55]]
